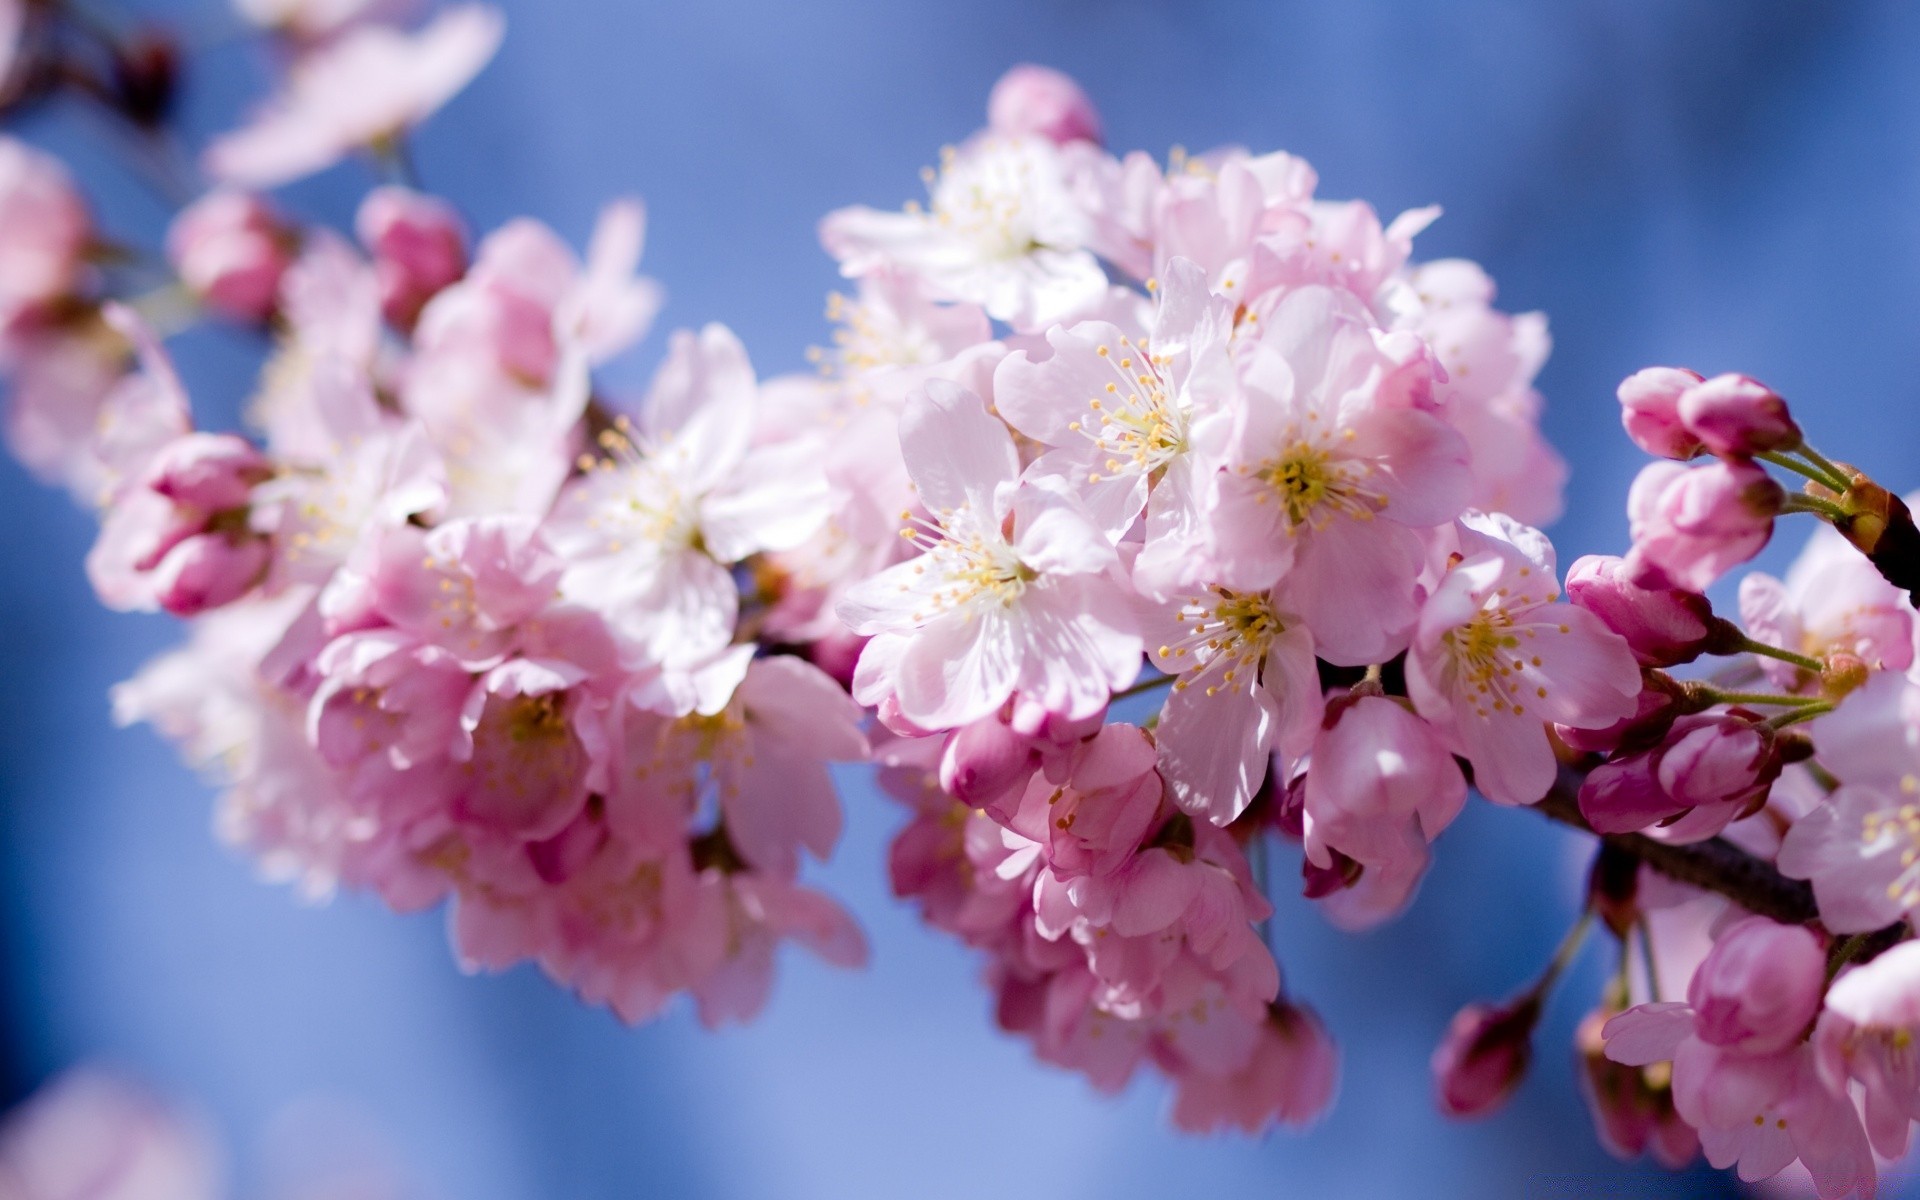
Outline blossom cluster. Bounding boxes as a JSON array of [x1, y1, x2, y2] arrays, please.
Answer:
[[10, 1, 1920, 1191]]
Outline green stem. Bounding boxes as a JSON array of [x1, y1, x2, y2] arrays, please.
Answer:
[[1796, 444, 1852, 490], [1781, 494, 1852, 522], [1769, 702, 1835, 730], [1759, 450, 1849, 493], [1701, 688, 1826, 709], [1734, 636, 1823, 675], [1536, 911, 1594, 995]]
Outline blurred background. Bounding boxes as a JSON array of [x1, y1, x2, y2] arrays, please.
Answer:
[[5, 0, 1920, 1195]]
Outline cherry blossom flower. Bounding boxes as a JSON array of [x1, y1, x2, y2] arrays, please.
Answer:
[[994, 254, 1235, 592], [1303, 693, 1466, 874], [1816, 940, 1920, 1159], [1205, 284, 1471, 664], [356, 184, 468, 328], [1741, 523, 1914, 692], [820, 133, 1106, 331], [839, 380, 1142, 729], [1777, 671, 1920, 931], [1618, 367, 1706, 461], [1148, 584, 1321, 825], [205, 6, 505, 187], [545, 323, 826, 664], [1408, 513, 1642, 805]]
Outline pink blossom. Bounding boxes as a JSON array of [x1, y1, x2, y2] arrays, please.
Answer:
[[356, 185, 468, 328], [1394, 258, 1566, 525], [1149, 585, 1321, 825], [0, 318, 130, 497], [1740, 524, 1913, 693], [1618, 366, 1706, 460], [0, 136, 90, 322], [1626, 458, 1784, 592], [987, 64, 1102, 146], [820, 134, 1105, 331], [993, 254, 1235, 589], [1432, 995, 1541, 1118], [1777, 672, 1920, 931], [991, 722, 1161, 880], [1303, 693, 1465, 873], [1170, 1002, 1339, 1133], [205, 6, 505, 187], [1680, 373, 1801, 458], [1408, 513, 1641, 806], [1816, 942, 1920, 1159], [166, 190, 296, 322], [1205, 285, 1471, 664], [1566, 553, 1726, 667], [1688, 918, 1825, 1055], [1605, 1003, 1876, 1196], [839, 381, 1142, 730], [546, 323, 824, 665]]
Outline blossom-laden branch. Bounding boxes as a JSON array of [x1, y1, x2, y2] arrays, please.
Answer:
[[7, 4, 1920, 1197]]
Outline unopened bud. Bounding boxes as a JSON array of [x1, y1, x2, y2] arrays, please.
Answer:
[[1617, 367, 1705, 461], [1677, 373, 1801, 457], [1432, 995, 1542, 1118]]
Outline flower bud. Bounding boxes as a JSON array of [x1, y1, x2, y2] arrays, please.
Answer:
[[986, 64, 1102, 146], [1654, 713, 1779, 814], [1686, 917, 1824, 1055], [1578, 749, 1680, 835], [357, 185, 469, 329], [109, 27, 180, 129], [1677, 372, 1800, 458], [1617, 367, 1705, 460], [166, 191, 296, 323], [939, 714, 1037, 808], [1564, 554, 1731, 667], [1432, 996, 1541, 1118], [145, 431, 271, 511], [1625, 459, 1783, 593], [149, 533, 269, 616]]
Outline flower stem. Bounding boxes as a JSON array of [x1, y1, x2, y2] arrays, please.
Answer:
[[1759, 450, 1850, 494], [1700, 689, 1825, 709], [1781, 493, 1853, 522], [1636, 918, 1664, 1003], [1734, 636, 1822, 675], [1768, 702, 1834, 730], [1796, 444, 1852, 491]]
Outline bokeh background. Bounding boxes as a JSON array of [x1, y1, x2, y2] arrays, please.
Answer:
[[5, 1, 1920, 1195]]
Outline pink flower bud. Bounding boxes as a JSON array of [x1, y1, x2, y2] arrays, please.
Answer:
[[939, 714, 1038, 808], [1655, 713, 1779, 813], [149, 533, 269, 616], [986, 64, 1103, 146], [1432, 996, 1542, 1118], [0, 137, 91, 316], [357, 185, 469, 329], [1686, 917, 1824, 1055], [1565, 554, 1727, 667], [166, 190, 295, 323], [1677, 373, 1800, 458], [1578, 750, 1681, 834], [1618, 367, 1705, 460], [145, 431, 270, 511], [1625, 459, 1783, 592]]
